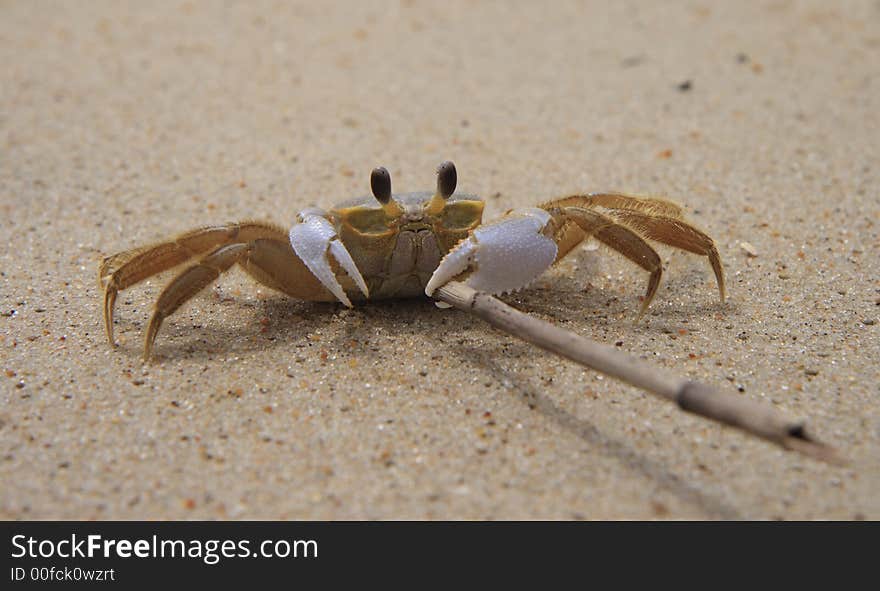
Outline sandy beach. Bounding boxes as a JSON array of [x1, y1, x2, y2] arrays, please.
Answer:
[[1, 1, 877, 519]]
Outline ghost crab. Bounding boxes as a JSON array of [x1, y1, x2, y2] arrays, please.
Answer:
[[99, 161, 725, 359]]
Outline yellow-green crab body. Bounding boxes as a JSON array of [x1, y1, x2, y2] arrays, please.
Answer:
[[100, 160, 725, 359], [324, 190, 484, 301]]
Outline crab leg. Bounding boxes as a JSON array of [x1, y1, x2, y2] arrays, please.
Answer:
[[237, 238, 336, 302], [142, 234, 347, 359], [100, 222, 290, 345], [289, 208, 369, 307], [546, 195, 725, 302], [605, 209, 725, 302], [144, 243, 250, 359], [544, 205, 663, 317], [549, 193, 686, 219]]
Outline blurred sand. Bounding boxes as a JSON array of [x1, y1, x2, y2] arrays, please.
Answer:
[[1, 1, 877, 519]]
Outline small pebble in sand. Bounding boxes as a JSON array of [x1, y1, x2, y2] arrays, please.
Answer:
[[739, 241, 759, 257]]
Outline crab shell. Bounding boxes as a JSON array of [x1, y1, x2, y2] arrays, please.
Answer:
[[291, 191, 561, 307], [328, 191, 484, 300]]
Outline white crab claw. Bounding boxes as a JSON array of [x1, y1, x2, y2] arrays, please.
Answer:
[[290, 208, 369, 307], [425, 207, 558, 297]]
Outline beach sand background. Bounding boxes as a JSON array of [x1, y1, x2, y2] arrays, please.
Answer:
[[1, 1, 877, 519]]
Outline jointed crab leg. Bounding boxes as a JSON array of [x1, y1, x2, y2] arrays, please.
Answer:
[[140, 236, 340, 360], [544, 205, 662, 318], [144, 243, 251, 360], [546, 195, 725, 303], [551, 192, 686, 218], [99, 222, 292, 345], [101, 222, 347, 358], [608, 209, 725, 302], [237, 238, 336, 301]]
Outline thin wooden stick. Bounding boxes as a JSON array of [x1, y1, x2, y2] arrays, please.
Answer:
[[433, 281, 844, 465]]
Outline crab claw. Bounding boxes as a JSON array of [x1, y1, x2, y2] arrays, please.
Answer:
[[425, 207, 558, 298], [290, 208, 369, 307]]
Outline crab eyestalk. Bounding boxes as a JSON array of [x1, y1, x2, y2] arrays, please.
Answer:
[[426, 160, 457, 215], [371, 166, 403, 216]]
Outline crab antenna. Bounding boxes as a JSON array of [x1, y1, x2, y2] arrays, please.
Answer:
[[370, 167, 392, 204], [427, 160, 456, 214]]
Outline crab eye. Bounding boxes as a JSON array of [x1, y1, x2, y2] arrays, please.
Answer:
[[370, 167, 392, 204], [436, 161, 457, 198]]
